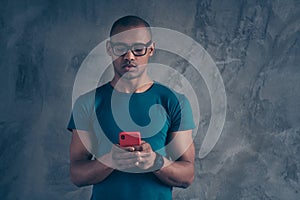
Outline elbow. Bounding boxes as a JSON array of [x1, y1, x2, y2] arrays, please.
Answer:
[[181, 174, 195, 188], [70, 174, 84, 187], [180, 162, 195, 188], [70, 168, 86, 187], [71, 176, 85, 188]]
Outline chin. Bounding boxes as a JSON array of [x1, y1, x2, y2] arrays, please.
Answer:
[[121, 71, 144, 80]]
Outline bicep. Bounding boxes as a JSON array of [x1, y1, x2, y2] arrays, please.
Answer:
[[70, 130, 96, 162], [166, 130, 195, 162]]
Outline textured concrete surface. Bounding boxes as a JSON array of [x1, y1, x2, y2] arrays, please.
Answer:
[[0, 0, 299, 199]]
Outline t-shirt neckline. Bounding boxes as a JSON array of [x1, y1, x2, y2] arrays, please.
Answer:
[[107, 81, 156, 95]]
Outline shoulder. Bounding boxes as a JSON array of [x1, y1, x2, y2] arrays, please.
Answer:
[[152, 82, 177, 96], [152, 82, 187, 102], [74, 82, 111, 106]]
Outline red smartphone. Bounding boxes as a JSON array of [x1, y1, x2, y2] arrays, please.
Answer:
[[119, 132, 141, 147]]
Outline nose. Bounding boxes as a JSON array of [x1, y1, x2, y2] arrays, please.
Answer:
[[123, 50, 135, 60]]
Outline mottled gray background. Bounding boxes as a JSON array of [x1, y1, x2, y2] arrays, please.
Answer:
[[1, 0, 299, 199]]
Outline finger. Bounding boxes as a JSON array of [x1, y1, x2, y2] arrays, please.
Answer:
[[134, 159, 149, 170], [115, 159, 138, 170], [134, 154, 152, 169], [141, 143, 151, 151], [112, 151, 137, 160], [118, 145, 135, 152], [136, 152, 157, 170], [134, 142, 151, 152], [138, 152, 152, 158], [140, 140, 147, 144], [121, 146, 135, 152], [132, 141, 145, 151], [113, 145, 135, 153], [114, 154, 140, 164], [113, 150, 144, 160], [135, 161, 144, 168], [132, 144, 142, 151]]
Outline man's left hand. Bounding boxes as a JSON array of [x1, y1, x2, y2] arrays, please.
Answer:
[[132, 141, 156, 170]]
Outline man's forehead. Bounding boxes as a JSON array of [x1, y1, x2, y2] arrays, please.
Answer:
[[110, 26, 151, 43]]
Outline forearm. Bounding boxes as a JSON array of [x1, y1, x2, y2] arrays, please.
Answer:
[[70, 156, 114, 187], [153, 158, 195, 188]]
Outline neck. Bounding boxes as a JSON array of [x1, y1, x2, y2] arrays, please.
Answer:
[[110, 75, 153, 93]]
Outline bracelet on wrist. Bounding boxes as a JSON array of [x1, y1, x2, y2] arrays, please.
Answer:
[[149, 152, 164, 172]]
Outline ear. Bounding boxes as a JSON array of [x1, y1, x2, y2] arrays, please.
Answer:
[[106, 41, 113, 56], [148, 42, 155, 56]]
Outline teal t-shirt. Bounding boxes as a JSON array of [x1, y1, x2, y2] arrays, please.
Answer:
[[68, 82, 195, 200]]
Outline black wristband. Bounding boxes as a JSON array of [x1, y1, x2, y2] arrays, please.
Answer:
[[149, 152, 164, 172]]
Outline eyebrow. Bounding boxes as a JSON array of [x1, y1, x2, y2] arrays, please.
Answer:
[[110, 40, 152, 46]]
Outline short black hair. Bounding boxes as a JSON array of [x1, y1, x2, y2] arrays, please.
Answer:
[[110, 15, 152, 38]]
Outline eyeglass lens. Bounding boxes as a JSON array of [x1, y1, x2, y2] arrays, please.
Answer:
[[111, 41, 151, 56]]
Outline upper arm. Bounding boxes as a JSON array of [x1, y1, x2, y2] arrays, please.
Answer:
[[70, 129, 96, 162], [166, 130, 195, 163]]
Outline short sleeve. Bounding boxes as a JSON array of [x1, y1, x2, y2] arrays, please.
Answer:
[[67, 94, 93, 132], [169, 94, 195, 132]]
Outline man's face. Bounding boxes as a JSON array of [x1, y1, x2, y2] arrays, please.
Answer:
[[107, 26, 154, 80]]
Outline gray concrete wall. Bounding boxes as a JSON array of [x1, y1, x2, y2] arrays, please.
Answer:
[[0, 0, 299, 199]]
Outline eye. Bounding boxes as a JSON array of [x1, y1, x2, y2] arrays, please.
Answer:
[[114, 45, 127, 52], [133, 45, 146, 52]]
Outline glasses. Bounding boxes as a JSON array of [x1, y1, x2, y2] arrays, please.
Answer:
[[110, 40, 152, 56]]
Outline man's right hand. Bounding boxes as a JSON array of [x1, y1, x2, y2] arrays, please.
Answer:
[[99, 144, 140, 171]]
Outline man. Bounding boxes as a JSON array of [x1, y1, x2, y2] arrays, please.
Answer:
[[68, 16, 195, 199]]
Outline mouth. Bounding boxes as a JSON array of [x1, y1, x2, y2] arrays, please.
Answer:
[[122, 64, 136, 71]]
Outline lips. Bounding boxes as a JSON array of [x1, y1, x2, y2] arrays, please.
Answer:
[[122, 63, 136, 71], [122, 63, 136, 68], [123, 65, 134, 68]]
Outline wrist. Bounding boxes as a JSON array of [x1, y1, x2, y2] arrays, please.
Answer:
[[148, 152, 164, 172]]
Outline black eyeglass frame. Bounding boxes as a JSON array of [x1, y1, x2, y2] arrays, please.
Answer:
[[109, 40, 153, 57]]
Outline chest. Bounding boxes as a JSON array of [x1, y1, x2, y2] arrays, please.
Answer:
[[94, 94, 171, 150]]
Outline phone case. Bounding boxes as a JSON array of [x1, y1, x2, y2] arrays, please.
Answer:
[[119, 132, 141, 147]]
